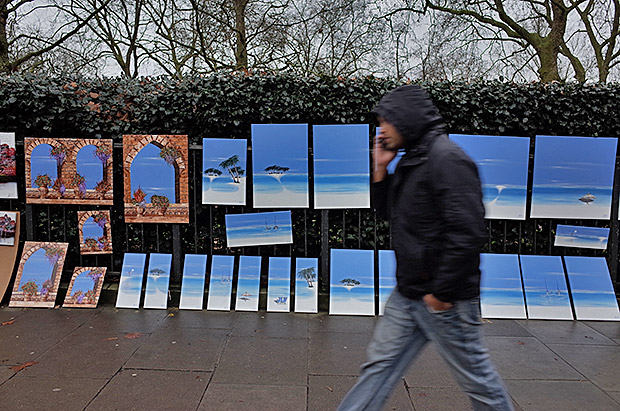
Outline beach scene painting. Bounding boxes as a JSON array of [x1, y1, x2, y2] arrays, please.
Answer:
[[179, 254, 208, 310], [63, 267, 107, 308], [450, 134, 530, 220], [530, 135, 617, 219], [313, 125, 370, 209], [206, 255, 235, 311], [378, 250, 397, 316], [520, 255, 573, 320], [0, 132, 17, 199], [235, 255, 262, 312], [295, 257, 318, 313], [329, 249, 375, 316], [554, 224, 609, 250], [267, 257, 291, 312], [479, 254, 526, 319], [564, 256, 620, 321], [116, 253, 147, 309], [77, 210, 113, 254], [143, 253, 172, 309], [202, 138, 247, 205], [251, 124, 309, 208], [225, 211, 293, 247], [0, 212, 17, 246], [9, 242, 68, 308]]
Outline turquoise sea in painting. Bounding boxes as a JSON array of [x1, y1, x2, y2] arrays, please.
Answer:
[[378, 250, 396, 316], [235, 256, 261, 312], [116, 253, 146, 308], [330, 249, 375, 316], [520, 255, 573, 320], [207, 255, 235, 311], [179, 254, 207, 310], [479, 254, 526, 319]]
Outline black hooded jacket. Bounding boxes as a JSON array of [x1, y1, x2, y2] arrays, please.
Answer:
[[372, 86, 486, 302]]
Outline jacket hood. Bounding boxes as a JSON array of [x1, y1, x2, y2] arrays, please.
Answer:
[[372, 85, 445, 152]]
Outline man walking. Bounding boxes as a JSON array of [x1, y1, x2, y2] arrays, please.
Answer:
[[338, 85, 514, 411]]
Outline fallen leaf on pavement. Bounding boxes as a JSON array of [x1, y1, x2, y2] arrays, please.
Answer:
[[124, 332, 143, 339], [1, 320, 15, 326], [104, 337, 119, 341], [325, 386, 333, 392], [11, 361, 38, 371]]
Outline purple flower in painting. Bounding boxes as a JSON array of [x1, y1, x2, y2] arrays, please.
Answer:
[[95, 218, 107, 230], [76, 294, 84, 303], [98, 241, 105, 250], [79, 181, 87, 196], [59, 184, 66, 196], [94, 145, 112, 167], [50, 146, 67, 166], [40, 287, 48, 296]]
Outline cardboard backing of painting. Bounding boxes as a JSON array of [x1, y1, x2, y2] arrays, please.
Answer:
[[329, 249, 375, 316], [63, 267, 107, 308], [0, 212, 20, 301], [479, 254, 526, 319], [179, 254, 208, 310], [0, 132, 18, 199], [235, 255, 261, 312], [77, 210, 113, 254]]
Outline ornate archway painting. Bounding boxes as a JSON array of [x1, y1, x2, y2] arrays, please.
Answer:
[[63, 267, 107, 308], [78, 210, 113, 254]]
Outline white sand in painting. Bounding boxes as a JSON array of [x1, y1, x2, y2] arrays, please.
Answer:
[[255, 187, 308, 208], [329, 298, 374, 316], [235, 297, 259, 312], [267, 299, 290, 312], [484, 204, 526, 220], [207, 294, 231, 311], [179, 294, 203, 310], [295, 295, 318, 313], [314, 193, 370, 209], [574, 306, 620, 321], [530, 203, 610, 219], [0, 183, 18, 199], [527, 305, 573, 320], [202, 177, 246, 205], [481, 304, 527, 319], [143, 287, 167, 309]]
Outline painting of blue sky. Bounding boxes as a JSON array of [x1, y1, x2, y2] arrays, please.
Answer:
[[267, 257, 291, 312], [295, 257, 318, 313], [531, 136, 617, 219], [202, 138, 247, 205], [450, 135, 530, 220], [252, 124, 309, 208], [564, 256, 620, 321], [207, 255, 235, 311], [30, 144, 57, 186], [555, 225, 609, 250], [130, 143, 176, 203], [378, 250, 396, 316], [330, 249, 374, 316], [179, 254, 207, 310], [116, 253, 147, 309], [313, 125, 370, 209], [225, 211, 293, 247], [76, 145, 104, 190], [520, 255, 573, 320], [479, 254, 526, 319], [235, 255, 261, 312], [143, 253, 172, 309]]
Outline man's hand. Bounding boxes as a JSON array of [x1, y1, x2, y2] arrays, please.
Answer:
[[423, 294, 453, 311], [373, 136, 397, 182]]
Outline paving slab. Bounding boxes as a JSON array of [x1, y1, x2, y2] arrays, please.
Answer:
[[404, 345, 459, 387], [161, 310, 237, 329], [516, 320, 616, 345], [232, 312, 309, 338], [0, 366, 16, 385], [0, 307, 26, 323], [547, 343, 620, 391], [308, 313, 377, 333], [607, 391, 620, 403], [506, 380, 620, 411], [124, 327, 228, 371], [81, 306, 169, 334], [309, 331, 370, 376], [199, 383, 306, 411], [213, 336, 308, 385], [408, 386, 473, 411], [86, 369, 209, 411], [582, 321, 620, 342], [481, 319, 532, 337]]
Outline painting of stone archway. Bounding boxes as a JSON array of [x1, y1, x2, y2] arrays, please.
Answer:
[[25, 138, 113, 204], [9, 241, 68, 308], [63, 267, 107, 308], [78, 210, 113, 254], [123, 134, 189, 223]]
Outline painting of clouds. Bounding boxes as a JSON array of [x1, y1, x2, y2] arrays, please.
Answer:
[[295, 257, 318, 313], [143, 253, 172, 309], [116, 253, 147, 309], [267, 257, 291, 312], [179, 254, 207, 310], [330, 249, 375, 316], [479, 254, 526, 319], [378, 250, 397, 316], [520, 255, 573, 320], [313, 125, 370, 209], [450, 134, 529, 220], [0, 132, 17, 199], [225, 211, 293, 247], [555, 224, 609, 250], [564, 256, 620, 321], [531, 136, 617, 219], [235, 255, 261, 312], [63, 267, 107, 308], [207, 255, 235, 311], [202, 138, 247, 205], [252, 124, 309, 208]]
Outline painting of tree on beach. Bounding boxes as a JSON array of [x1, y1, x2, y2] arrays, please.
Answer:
[[295, 258, 318, 313], [267, 257, 291, 312], [0, 133, 17, 199], [520, 255, 573, 320], [329, 249, 374, 316], [143, 253, 172, 309], [78, 210, 113, 254], [479, 254, 526, 319], [202, 138, 247, 205], [530, 136, 617, 219], [235, 255, 261, 312], [450, 134, 530, 220], [252, 124, 308, 208], [63, 267, 107, 308], [0, 212, 17, 246], [9, 242, 68, 308]]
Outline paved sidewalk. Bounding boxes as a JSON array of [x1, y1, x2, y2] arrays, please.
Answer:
[[1, 306, 620, 411]]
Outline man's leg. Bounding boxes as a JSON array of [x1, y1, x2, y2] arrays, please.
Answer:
[[338, 290, 428, 411], [412, 298, 514, 411]]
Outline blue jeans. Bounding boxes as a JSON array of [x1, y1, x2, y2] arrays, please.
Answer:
[[338, 290, 513, 411]]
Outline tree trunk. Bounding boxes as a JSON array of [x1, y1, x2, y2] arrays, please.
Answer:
[[233, 0, 248, 70], [536, 40, 561, 82], [0, 2, 9, 73]]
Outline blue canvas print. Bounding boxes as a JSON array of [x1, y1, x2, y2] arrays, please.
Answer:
[[179, 254, 207, 310], [225, 211, 293, 247], [207, 255, 235, 311], [531, 136, 617, 219], [479, 254, 526, 319], [313, 125, 370, 209], [329, 249, 375, 316], [520, 255, 573, 320], [235, 255, 261, 312], [202, 138, 247, 205], [564, 256, 620, 321], [378, 250, 397, 316], [295, 257, 318, 313], [116, 253, 147, 309], [267, 257, 291, 312], [555, 225, 609, 250], [251, 124, 309, 208], [450, 134, 530, 220], [143, 253, 172, 309]]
